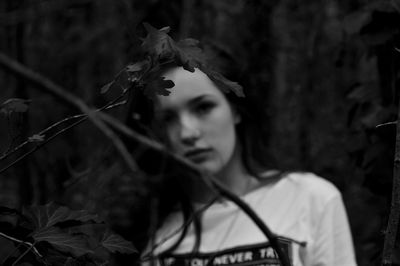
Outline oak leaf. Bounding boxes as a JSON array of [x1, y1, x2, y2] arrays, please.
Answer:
[[22, 202, 101, 230], [32, 226, 93, 257], [100, 231, 137, 254]]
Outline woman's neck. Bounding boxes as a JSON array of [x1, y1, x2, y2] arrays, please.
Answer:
[[190, 143, 256, 203]]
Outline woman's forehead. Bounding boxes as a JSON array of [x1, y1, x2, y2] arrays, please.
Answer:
[[157, 67, 225, 109]]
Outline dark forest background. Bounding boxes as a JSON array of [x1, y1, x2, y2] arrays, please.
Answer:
[[1, 0, 400, 265]]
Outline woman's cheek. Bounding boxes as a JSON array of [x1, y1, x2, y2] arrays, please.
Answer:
[[166, 127, 180, 152]]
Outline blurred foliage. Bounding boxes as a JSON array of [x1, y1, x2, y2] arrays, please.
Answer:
[[0, 202, 136, 265], [0, 0, 400, 265]]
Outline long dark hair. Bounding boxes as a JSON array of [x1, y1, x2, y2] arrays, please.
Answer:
[[125, 45, 273, 256]]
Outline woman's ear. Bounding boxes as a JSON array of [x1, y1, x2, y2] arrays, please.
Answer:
[[234, 109, 241, 124]]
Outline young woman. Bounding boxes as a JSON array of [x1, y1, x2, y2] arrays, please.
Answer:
[[129, 60, 357, 266]]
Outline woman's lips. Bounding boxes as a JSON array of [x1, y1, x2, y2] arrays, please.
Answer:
[[184, 148, 212, 162]]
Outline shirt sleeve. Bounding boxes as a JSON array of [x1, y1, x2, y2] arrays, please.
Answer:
[[310, 194, 357, 266]]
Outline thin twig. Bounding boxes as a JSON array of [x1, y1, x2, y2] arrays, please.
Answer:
[[0, 114, 83, 161], [0, 232, 42, 258], [0, 52, 138, 174], [0, 101, 128, 174], [11, 242, 35, 266], [1, 242, 23, 265], [211, 178, 291, 266], [382, 103, 400, 266], [141, 196, 218, 262], [0, 116, 86, 174], [0, 99, 127, 162], [98, 111, 215, 190], [376, 121, 397, 128]]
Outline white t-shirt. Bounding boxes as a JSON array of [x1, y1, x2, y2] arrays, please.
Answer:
[[146, 172, 357, 266]]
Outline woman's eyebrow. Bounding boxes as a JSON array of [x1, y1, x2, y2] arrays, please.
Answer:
[[187, 94, 213, 105], [157, 94, 215, 114]]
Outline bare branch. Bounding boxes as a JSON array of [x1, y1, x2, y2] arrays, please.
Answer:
[[376, 121, 397, 128], [0, 116, 86, 174], [0, 99, 127, 162], [0, 52, 138, 175]]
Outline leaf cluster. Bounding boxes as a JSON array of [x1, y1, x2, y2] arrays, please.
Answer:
[[101, 23, 244, 99], [0, 202, 136, 265]]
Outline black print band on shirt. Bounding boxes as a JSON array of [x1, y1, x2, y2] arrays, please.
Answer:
[[159, 238, 294, 266]]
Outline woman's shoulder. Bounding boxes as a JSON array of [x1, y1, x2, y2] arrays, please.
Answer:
[[257, 170, 341, 201]]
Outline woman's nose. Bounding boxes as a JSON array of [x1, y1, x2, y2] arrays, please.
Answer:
[[179, 115, 201, 145]]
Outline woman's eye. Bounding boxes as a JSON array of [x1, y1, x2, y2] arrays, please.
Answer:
[[157, 112, 176, 125], [163, 114, 176, 124], [195, 102, 215, 114]]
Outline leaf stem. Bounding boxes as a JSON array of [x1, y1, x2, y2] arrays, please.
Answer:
[[0, 99, 127, 162], [0, 232, 42, 258], [0, 52, 138, 175], [1, 242, 23, 265], [0, 98, 127, 174], [11, 242, 35, 266], [0, 116, 87, 174]]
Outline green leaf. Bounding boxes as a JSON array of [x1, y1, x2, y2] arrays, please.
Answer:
[[100, 231, 137, 254], [143, 77, 175, 99], [32, 226, 93, 257], [23, 202, 101, 230], [0, 98, 31, 115]]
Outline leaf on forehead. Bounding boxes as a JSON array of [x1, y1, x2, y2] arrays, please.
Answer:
[[140, 23, 243, 98], [143, 77, 175, 99], [202, 68, 245, 97], [174, 38, 204, 72]]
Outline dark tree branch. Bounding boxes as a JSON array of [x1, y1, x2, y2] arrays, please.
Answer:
[[0, 52, 138, 176]]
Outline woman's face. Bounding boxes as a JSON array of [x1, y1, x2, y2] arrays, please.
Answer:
[[155, 67, 240, 175]]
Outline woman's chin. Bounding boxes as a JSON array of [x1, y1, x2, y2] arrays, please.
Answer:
[[192, 161, 221, 175]]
